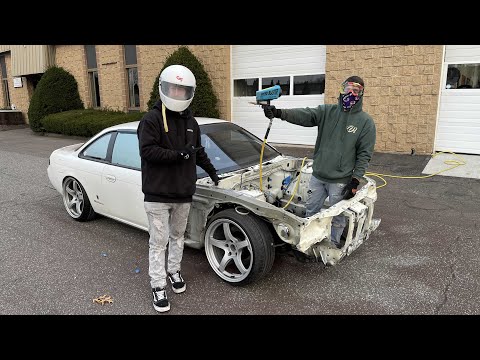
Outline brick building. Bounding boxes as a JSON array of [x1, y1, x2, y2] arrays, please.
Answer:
[[0, 45, 478, 155]]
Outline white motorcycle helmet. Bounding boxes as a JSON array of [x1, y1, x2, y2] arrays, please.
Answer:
[[159, 64, 196, 112]]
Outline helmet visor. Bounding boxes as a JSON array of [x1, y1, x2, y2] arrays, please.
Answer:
[[161, 81, 195, 101], [340, 81, 364, 96]]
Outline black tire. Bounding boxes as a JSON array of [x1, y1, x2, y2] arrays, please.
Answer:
[[62, 177, 96, 222], [204, 208, 275, 286]]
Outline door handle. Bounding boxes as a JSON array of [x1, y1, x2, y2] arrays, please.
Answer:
[[105, 175, 116, 183]]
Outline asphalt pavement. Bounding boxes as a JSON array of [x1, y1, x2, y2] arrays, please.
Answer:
[[1, 128, 479, 316]]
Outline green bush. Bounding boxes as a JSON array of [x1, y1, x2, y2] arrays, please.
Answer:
[[42, 109, 146, 137], [28, 66, 84, 132], [147, 46, 220, 118]]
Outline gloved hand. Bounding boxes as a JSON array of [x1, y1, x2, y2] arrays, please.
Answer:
[[263, 105, 282, 119], [210, 172, 220, 186], [341, 177, 360, 199], [177, 145, 194, 160]]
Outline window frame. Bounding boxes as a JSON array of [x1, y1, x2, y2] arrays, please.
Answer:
[[110, 130, 141, 171], [0, 55, 11, 109], [124, 45, 140, 111], [79, 132, 115, 163], [233, 73, 326, 98], [444, 61, 480, 90], [85, 45, 101, 108]]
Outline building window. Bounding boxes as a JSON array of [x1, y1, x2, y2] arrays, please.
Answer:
[[446, 64, 480, 89], [234, 78, 259, 96], [0, 55, 11, 109], [85, 45, 101, 108], [293, 74, 325, 95], [124, 45, 140, 109], [262, 76, 290, 95]]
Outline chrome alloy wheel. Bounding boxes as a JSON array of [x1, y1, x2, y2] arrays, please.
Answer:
[[62, 178, 85, 218], [205, 219, 254, 283]]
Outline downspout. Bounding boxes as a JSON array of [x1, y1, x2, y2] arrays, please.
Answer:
[[229, 45, 233, 122], [432, 45, 446, 155]]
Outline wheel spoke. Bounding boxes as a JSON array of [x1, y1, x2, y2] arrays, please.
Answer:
[[235, 240, 249, 250], [75, 201, 82, 214], [66, 187, 75, 196], [67, 198, 76, 209], [223, 223, 239, 242], [218, 254, 233, 273], [73, 181, 80, 193], [233, 253, 248, 274], [209, 236, 226, 249]]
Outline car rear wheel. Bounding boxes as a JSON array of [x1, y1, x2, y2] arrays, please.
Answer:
[[62, 177, 96, 222], [204, 208, 275, 286]]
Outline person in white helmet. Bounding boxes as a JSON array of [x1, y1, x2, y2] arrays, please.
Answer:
[[137, 64, 219, 313]]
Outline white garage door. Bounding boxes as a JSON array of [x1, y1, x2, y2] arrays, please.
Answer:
[[436, 45, 480, 154], [231, 45, 326, 145]]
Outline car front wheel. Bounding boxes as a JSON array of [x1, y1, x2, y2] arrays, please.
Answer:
[[62, 177, 96, 222], [204, 208, 275, 286]]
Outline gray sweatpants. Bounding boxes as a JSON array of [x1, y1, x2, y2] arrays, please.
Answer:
[[305, 176, 347, 246], [144, 202, 192, 289]]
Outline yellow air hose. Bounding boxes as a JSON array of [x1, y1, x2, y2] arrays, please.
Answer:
[[259, 138, 267, 191], [366, 151, 466, 189], [283, 157, 308, 209]]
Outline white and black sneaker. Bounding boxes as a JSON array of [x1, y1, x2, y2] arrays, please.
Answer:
[[152, 287, 170, 312], [168, 271, 186, 294]]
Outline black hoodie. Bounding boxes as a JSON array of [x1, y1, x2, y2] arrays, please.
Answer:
[[137, 100, 217, 203]]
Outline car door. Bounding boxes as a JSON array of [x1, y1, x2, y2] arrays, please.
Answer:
[[78, 132, 114, 215], [101, 131, 147, 229]]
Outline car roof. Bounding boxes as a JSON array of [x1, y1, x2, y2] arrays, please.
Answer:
[[104, 117, 227, 132]]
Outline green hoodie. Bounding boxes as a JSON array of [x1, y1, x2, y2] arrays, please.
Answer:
[[280, 94, 376, 183]]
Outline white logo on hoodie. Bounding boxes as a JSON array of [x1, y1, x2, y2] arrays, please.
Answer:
[[346, 125, 358, 133]]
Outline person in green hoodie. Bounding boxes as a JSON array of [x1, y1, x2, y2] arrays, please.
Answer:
[[263, 75, 376, 248]]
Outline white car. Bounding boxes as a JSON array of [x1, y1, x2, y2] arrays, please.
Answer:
[[48, 118, 380, 285]]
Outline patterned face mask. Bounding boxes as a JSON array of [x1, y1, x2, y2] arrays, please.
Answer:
[[340, 81, 363, 111], [342, 92, 360, 111]]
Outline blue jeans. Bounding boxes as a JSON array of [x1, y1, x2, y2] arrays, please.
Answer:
[[305, 176, 347, 246]]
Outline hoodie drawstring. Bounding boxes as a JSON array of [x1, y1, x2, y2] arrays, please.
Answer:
[[162, 103, 169, 133]]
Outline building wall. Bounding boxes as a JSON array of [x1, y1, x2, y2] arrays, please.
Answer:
[[4, 53, 30, 122], [95, 45, 128, 111], [137, 45, 231, 120], [55, 45, 89, 108], [56, 45, 231, 118], [325, 45, 444, 154]]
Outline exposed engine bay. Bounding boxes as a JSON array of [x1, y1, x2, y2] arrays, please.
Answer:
[[196, 155, 380, 266], [198, 156, 314, 217]]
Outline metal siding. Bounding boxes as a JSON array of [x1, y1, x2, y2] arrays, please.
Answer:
[[232, 45, 326, 145], [0, 45, 11, 53], [10, 45, 55, 76]]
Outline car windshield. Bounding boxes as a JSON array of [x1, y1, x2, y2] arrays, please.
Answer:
[[197, 122, 281, 178]]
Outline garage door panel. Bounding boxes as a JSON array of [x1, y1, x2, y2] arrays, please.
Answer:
[[435, 141, 480, 154], [444, 45, 480, 63], [441, 91, 480, 101], [439, 110, 480, 118], [437, 119, 480, 128], [232, 45, 326, 145], [436, 130, 480, 141], [436, 46, 480, 154]]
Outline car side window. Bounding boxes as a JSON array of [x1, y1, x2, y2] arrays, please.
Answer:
[[83, 133, 112, 160], [111, 132, 141, 170]]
